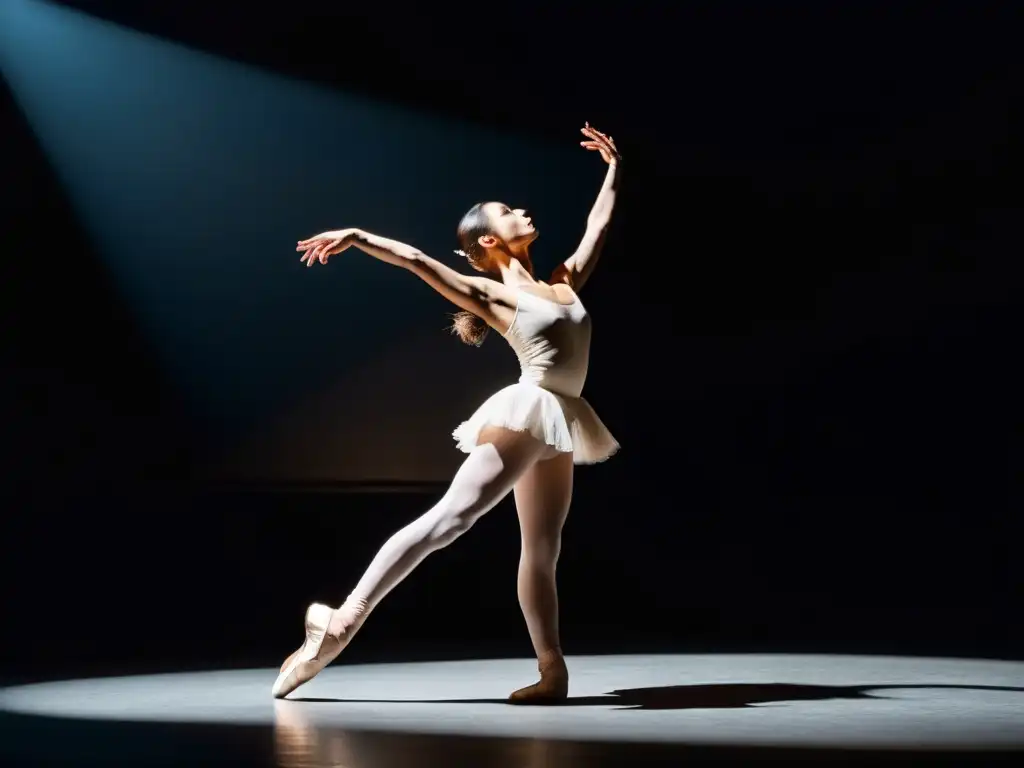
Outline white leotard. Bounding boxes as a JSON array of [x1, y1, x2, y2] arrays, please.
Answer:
[[452, 287, 618, 464]]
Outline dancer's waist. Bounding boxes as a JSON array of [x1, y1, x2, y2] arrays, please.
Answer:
[[516, 372, 585, 400]]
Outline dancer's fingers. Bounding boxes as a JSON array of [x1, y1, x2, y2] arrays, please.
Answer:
[[581, 125, 617, 162], [582, 129, 612, 153], [592, 129, 614, 151]]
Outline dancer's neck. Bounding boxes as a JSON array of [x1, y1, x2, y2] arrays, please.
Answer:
[[498, 251, 536, 286]]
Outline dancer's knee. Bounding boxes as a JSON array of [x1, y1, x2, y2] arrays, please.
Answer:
[[425, 484, 491, 546], [523, 533, 562, 568], [427, 504, 478, 546]]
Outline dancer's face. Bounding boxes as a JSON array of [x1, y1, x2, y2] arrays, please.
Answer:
[[476, 202, 538, 250]]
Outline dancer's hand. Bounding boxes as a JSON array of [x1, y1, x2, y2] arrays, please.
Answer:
[[579, 122, 620, 166], [297, 229, 357, 267]]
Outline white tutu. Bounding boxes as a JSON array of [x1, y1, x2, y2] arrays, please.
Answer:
[[452, 382, 619, 465]]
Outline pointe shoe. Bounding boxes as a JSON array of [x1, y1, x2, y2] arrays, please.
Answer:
[[508, 652, 569, 705], [272, 603, 350, 699]]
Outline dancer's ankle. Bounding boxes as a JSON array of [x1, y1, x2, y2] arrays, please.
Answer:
[[327, 595, 369, 638], [538, 647, 565, 669]]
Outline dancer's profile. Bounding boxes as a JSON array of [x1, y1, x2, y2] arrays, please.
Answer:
[[273, 123, 622, 703]]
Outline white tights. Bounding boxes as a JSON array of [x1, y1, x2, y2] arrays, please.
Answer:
[[333, 427, 574, 659]]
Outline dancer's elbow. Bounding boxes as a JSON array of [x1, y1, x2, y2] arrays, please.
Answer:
[[402, 249, 428, 269]]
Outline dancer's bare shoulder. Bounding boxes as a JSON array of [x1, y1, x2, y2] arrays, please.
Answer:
[[528, 271, 579, 305]]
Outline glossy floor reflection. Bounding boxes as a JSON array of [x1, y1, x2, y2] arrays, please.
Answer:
[[3, 654, 1024, 766]]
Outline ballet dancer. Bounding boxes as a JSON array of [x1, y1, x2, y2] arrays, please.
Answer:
[[274, 123, 621, 703]]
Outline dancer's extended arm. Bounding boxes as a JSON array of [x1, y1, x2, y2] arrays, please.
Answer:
[[296, 228, 510, 326], [552, 123, 621, 292]]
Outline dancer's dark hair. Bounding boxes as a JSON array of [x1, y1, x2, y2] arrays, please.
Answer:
[[450, 203, 494, 346]]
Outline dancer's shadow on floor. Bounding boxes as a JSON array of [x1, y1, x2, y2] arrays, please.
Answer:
[[298, 682, 1024, 710]]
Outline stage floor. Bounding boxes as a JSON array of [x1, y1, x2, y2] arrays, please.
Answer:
[[3, 654, 1023, 766]]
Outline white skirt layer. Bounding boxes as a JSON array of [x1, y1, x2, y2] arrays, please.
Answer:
[[452, 383, 619, 465]]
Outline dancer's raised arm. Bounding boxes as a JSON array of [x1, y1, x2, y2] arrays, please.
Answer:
[[297, 228, 513, 329], [552, 123, 621, 292]]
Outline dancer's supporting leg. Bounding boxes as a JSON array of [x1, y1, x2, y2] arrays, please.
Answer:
[[508, 449, 574, 703], [273, 426, 548, 698]]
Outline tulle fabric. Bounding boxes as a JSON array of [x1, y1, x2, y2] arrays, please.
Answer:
[[452, 383, 619, 465]]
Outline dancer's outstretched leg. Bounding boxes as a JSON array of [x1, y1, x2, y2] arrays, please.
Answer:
[[508, 449, 574, 703], [273, 426, 548, 698]]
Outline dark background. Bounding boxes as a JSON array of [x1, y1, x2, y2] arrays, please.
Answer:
[[3, 0, 1021, 686]]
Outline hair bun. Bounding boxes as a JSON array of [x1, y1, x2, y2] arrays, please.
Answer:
[[449, 310, 490, 347]]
